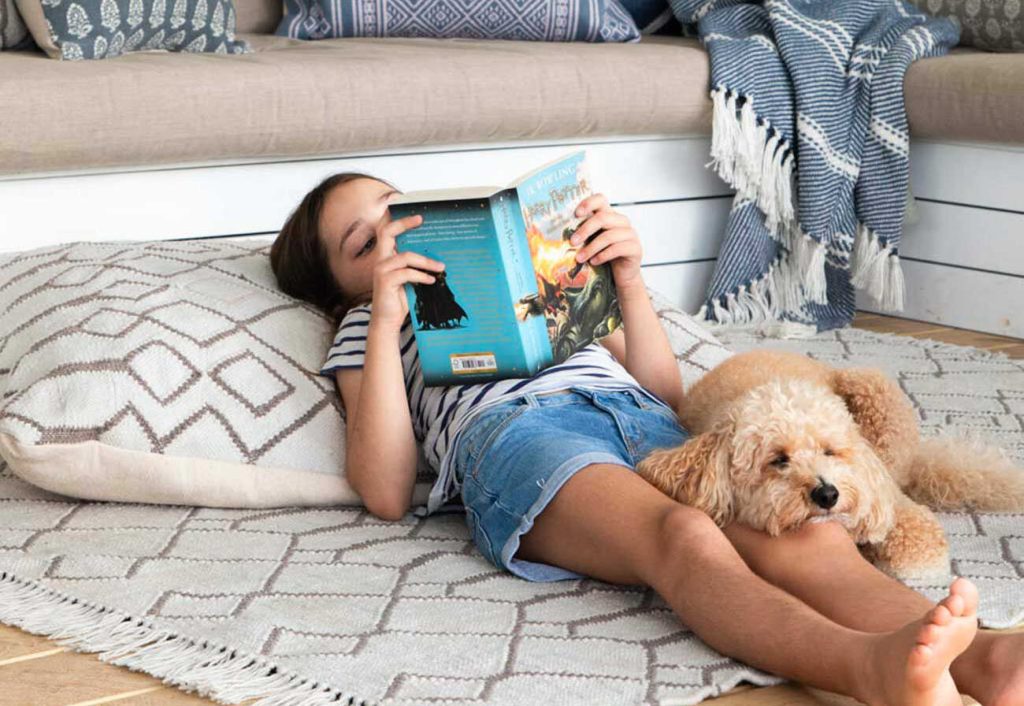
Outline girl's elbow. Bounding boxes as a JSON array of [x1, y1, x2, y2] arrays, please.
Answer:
[[368, 498, 410, 521], [357, 484, 410, 521]]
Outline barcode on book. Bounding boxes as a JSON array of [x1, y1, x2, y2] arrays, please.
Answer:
[[450, 353, 497, 375]]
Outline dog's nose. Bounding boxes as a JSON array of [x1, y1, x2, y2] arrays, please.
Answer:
[[810, 483, 839, 509]]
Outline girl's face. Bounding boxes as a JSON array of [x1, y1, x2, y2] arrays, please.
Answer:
[[319, 177, 401, 303]]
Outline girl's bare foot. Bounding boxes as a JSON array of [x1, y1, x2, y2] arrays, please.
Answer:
[[859, 577, 979, 706]]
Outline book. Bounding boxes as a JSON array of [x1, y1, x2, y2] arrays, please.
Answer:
[[388, 149, 622, 387]]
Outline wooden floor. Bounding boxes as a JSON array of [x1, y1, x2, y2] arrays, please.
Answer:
[[1, 312, 1021, 706]]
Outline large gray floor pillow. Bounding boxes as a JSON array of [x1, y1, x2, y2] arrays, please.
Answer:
[[0, 237, 733, 508]]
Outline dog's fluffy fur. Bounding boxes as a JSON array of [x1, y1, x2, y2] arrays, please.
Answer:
[[637, 350, 1024, 579]]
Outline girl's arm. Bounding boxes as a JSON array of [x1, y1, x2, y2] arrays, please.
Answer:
[[337, 325, 415, 521], [569, 194, 684, 411], [339, 237, 444, 521]]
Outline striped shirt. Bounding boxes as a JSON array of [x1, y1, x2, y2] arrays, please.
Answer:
[[319, 303, 669, 516]]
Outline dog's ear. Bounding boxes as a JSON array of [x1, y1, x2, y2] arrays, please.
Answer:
[[829, 367, 919, 476], [636, 428, 734, 526]]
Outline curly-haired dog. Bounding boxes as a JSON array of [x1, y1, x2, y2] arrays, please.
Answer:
[[680, 350, 1024, 513], [637, 378, 950, 579]]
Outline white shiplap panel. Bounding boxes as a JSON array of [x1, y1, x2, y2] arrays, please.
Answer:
[[622, 197, 730, 266], [858, 260, 1024, 339], [0, 137, 730, 253], [909, 141, 1024, 214], [903, 200, 1024, 277]]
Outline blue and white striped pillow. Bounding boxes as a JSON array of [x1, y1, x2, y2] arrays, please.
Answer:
[[276, 0, 641, 43]]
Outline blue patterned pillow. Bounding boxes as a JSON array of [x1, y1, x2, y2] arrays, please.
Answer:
[[276, 0, 641, 42], [15, 0, 250, 59]]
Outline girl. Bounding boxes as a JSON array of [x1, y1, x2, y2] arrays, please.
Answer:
[[271, 172, 1022, 706]]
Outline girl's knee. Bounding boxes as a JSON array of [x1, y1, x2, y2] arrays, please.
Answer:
[[656, 504, 728, 559]]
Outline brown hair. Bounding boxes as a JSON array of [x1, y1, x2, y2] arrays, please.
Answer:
[[270, 171, 399, 327]]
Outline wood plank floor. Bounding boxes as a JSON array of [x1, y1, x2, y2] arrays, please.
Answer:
[[0, 312, 1020, 706]]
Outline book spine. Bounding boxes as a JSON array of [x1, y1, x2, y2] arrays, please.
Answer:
[[491, 192, 528, 367], [503, 190, 553, 372], [492, 191, 541, 373]]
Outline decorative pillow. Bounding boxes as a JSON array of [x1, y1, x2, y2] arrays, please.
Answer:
[[275, 0, 641, 43], [13, 0, 250, 59], [0, 238, 732, 509], [1, 0, 31, 48], [0, 237, 384, 508], [910, 0, 1022, 51]]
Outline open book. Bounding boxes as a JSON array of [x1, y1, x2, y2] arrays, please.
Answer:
[[388, 149, 622, 386]]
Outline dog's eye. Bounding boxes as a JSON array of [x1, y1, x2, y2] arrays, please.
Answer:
[[824, 448, 835, 457], [770, 453, 789, 467]]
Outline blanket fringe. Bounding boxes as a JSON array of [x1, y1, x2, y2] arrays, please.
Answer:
[[851, 223, 905, 311], [705, 85, 834, 329], [708, 85, 796, 237], [0, 571, 370, 706]]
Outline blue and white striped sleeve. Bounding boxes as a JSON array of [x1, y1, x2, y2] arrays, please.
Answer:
[[319, 305, 372, 377]]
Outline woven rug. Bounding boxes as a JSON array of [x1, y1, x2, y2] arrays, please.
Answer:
[[0, 327, 1022, 706]]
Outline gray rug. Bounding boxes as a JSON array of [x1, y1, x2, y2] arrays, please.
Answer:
[[0, 327, 1022, 706]]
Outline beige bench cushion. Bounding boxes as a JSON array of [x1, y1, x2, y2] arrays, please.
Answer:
[[905, 48, 1024, 144], [0, 35, 1020, 176], [0, 34, 712, 175]]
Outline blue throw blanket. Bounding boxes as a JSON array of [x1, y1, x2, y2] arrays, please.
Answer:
[[670, 0, 959, 333]]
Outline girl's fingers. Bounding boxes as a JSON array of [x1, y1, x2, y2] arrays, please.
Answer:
[[588, 240, 639, 266], [383, 213, 425, 239], [570, 210, 631, 246], [574, 193, 610, 218], [575, 227, 637, 263], [398, 251, 445, 271], [384, 267, 436, 287], [376, 250, 445, 275]]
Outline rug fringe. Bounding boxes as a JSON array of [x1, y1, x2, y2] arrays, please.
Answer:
[[851, 223, 905, 311], [0, 571, 372, 706]]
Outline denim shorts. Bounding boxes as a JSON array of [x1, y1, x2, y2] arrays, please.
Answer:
[[451, 385, 690, 582]]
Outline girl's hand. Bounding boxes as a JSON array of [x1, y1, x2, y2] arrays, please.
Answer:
[[371, 214, 445, 331], [568, 193, 644, 291]]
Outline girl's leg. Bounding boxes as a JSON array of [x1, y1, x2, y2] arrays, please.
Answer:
[[721, 520, 1024, 706], [515, 462, 977, 705]]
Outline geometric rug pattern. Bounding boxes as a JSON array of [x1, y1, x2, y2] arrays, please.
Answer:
[[0, 327, 1021, 705]]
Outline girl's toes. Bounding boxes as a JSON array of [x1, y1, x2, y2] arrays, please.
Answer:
[[941, 592, 965, 618], [919, 623, 941, 646], [950, 577, 979, 616], [929, 604, 952, 626], [909, 643, 932, 668]]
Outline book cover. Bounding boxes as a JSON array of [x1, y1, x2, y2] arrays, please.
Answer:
[[388, 150, 622, 386]]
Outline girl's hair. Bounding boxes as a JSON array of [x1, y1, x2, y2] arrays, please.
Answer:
[[270, 171, 399, 327]]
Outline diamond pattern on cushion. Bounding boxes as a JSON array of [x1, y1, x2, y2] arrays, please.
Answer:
[[210, 350, 295, 417]]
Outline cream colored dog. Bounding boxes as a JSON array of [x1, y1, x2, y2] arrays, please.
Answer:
[[637, 378, 950, 579]]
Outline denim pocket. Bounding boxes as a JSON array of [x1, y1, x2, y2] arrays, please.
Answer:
[[469, 405, 529, 481], [456, 404, 513, 466]]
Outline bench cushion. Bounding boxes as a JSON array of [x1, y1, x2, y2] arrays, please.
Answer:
[[0, 35, 1020, 175]]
